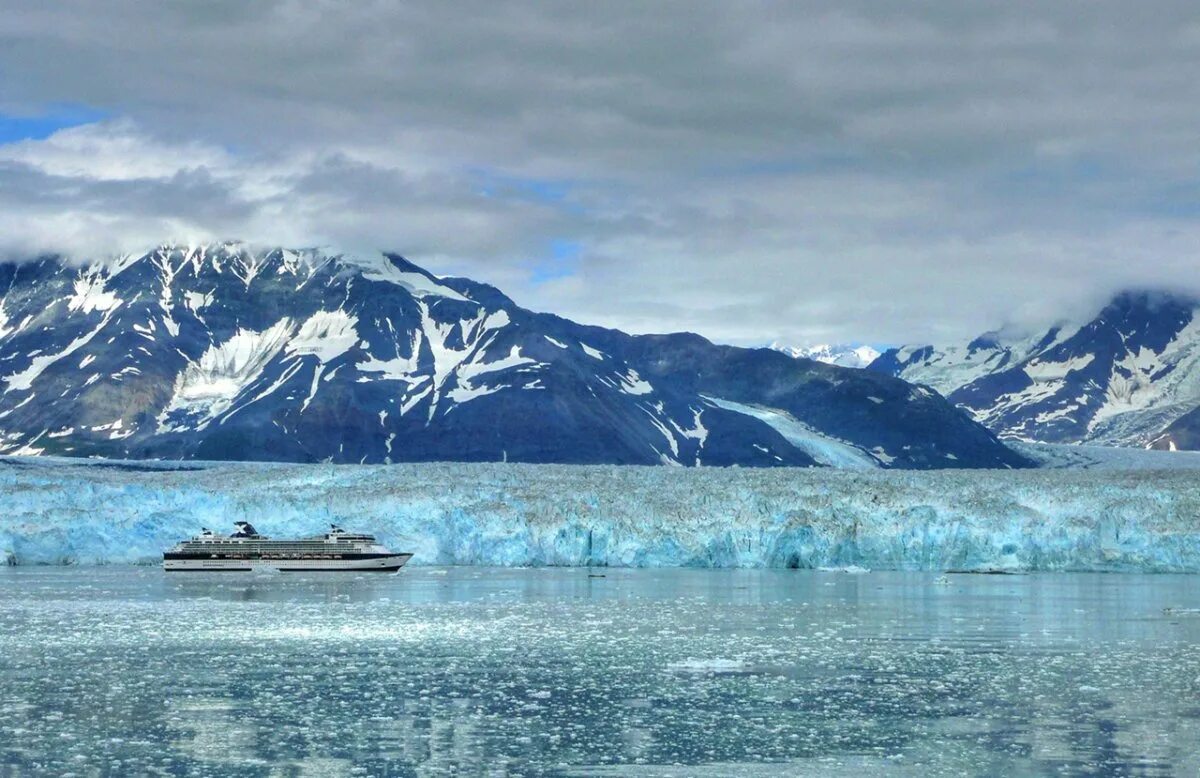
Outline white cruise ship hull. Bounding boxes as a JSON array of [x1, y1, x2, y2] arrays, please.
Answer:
[[163, 554, 413, 572]]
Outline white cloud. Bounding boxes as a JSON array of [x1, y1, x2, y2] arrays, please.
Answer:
[[0, 121, 574, 268], [2, 1, 1200, 346], [0, 119, 233, 181]]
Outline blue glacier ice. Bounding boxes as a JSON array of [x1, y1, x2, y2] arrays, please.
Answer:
[[2, 455, 1200, 571]]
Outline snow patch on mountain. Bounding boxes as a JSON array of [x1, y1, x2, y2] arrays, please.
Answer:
[[183, 291, 213, 316], [674, 407, 708, 449], [4, 308, 121, 393], [286, 310, 359, 363], [618, 369, 653, 396], [1087, 316, 1200, 442], [159, 319, 295, 431], [340, 253, 468, 301], [871, 291, 1200, 449], [456, 345, 539, 383], [449, 345, 543, 405], [419, 302, 476, 390], [483, 310, 510, 330], [881, 337, 1048, 397], [581, 343, 605, 360], [0, 242, 1027, 468], [66, 271, 121, 315], [357, 334, 423, 383]]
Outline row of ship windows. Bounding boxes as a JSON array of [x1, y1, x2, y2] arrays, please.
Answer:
[[187, 548, 370, 554], [189, 540, 372, 546], [208, 554, 348, 559]]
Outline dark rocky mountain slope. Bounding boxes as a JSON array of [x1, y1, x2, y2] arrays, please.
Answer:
[[0, 243, 1027, 468]]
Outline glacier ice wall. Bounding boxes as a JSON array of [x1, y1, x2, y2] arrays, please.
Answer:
[[2, 456, 1200, 571]]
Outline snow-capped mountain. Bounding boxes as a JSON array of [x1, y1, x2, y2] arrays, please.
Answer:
[[769, 342, 881, 369], [869, 291, 1200, 449], [0, 243, 1026, 468]]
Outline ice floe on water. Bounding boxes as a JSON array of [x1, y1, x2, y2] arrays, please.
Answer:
[[665, 658, 752, 674], [2, 455, 1200, 570], [1, 567, 1198, 775]]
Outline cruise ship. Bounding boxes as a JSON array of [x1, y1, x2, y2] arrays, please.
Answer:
[[163, 523, 413, 572]]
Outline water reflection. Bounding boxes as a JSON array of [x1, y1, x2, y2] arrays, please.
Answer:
[[0, 566, 1198, 775]]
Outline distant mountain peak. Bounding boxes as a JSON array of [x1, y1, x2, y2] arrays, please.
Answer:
[[870, 287, 1200, 450], [770, 342, 881, 369], [1106, 287, 1198, 309]]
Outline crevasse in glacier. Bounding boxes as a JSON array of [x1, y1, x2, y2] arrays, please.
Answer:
[[2, 456, 1199, 571]]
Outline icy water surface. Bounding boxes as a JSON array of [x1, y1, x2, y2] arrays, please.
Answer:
[[1, 568, 1199, 776]]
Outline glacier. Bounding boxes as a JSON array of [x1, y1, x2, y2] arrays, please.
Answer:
[[3, 455, 1200, 571]]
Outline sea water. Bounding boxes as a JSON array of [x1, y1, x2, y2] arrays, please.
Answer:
[[0, 567, 1198, 776]]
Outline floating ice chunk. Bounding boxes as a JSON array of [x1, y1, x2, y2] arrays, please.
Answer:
[[667, 658, 751, 674]]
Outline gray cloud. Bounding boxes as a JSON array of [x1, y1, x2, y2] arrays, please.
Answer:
[[2, 1, 1200, 346]]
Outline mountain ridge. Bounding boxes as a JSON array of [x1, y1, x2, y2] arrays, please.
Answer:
[[867, 289, 1200, 449], [0, 242, 1028, 469], [769, 342, 881, 368]]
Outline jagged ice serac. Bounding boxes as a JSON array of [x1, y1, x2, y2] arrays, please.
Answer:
[[3, 457, 1200, 571]]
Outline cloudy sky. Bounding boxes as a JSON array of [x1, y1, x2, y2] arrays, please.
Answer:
[[2, 1, 1200, 347]]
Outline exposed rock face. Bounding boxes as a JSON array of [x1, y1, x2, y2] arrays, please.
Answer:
[[0, 244, 1026, 468], [871, 291, 1200, 449]]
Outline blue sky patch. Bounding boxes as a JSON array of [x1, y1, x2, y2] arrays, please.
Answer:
[[469, 167, 591, 214], [0, 105, 106, 144], [530, 239, 582, 284]]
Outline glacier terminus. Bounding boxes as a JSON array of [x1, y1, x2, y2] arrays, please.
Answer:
[[3, 454, 1200, 572]]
